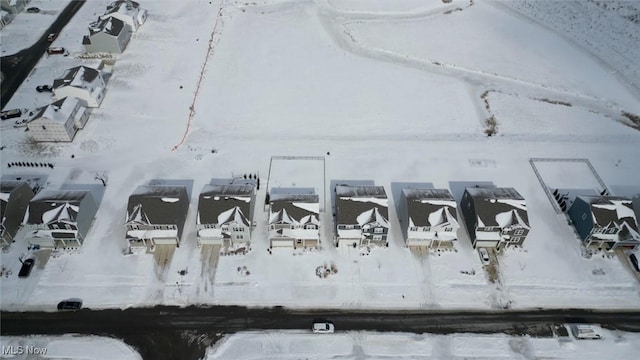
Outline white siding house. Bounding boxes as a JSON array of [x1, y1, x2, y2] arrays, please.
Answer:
[[101, 0, 147, 32], [26, 97, 89, 142], [53, 66, 106, 108]]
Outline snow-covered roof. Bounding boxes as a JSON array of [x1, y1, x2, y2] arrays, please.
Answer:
[[464, 187, 529, 228], [198, 182, 254, 226], [336, 184, 388, 227], [578, 195, 639, 238], [87, 16, 126, 37], [105, 0, 140, 16], [30, 97, 81, 124], [126, 185, 189, 238], [403, 188, 458, 227], [269, 192, 319, 226], [25, 190, 92, 225], [53, 66, 102, 90]]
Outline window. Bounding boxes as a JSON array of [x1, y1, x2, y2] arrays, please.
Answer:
[[373, 235, 382, 241], [346, 225, 354, 230], [51, 224, 59, 229], [233, 227, 243, 232], [42, 125, 46, 130], [581, 213, 587, 221], [236, 234, 244, 240], [514, 229, 524, 236], [410, 227, 418, 231], [445, 227, 452, 232], [305, 224, 316, 229], [374, 228, 383, 234], [296, 239, 302, 244]]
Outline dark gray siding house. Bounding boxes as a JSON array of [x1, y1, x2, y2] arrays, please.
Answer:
[[460, 187, 530, 250], [125, 184, 190, 251], [23, 190, 98, 248], [335, 184, 389, 248], [268, 190, 320, 249], [197, 179, 256, 247], [0, 181, 35, 247], [568, 195, 640, 251], [83, 16, 132, 54]]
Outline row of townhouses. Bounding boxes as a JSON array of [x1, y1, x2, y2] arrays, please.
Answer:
[[3, 176, 638, 254], [25, 1, 147, 142]]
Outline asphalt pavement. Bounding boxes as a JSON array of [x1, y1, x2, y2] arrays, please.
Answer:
[[2, 306, 640, 360]]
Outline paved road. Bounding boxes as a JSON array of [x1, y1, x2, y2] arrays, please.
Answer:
[[0, 0, 85, 109], [2, 306, 640, 359]]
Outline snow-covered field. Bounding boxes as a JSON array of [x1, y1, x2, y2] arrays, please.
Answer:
[[1, 0, 640, 313], [205, 328, 640, 360]]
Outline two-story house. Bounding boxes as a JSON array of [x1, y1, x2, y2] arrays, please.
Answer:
[[53, 66, 106, 108], [197, 179, 256, 247], [83, 16, 132, 54], [101, 0, 147, 32], [568, 195, 640, 251], [399, 188, 459, 249], [268, 188, 320, 249], [460, 187, 530, 250], [1, 180, 35, 247], [26, 97, 89, 142], [23, 189, 98, 249], [335, 184, 390, 248], [125, 184, 189, 252]]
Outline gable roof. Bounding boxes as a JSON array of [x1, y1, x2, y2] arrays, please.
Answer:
[[269, 193, 319, 225], [30, 97, 80, 124], [87, 16, 126, 37], [126, 185, 189, 235], [198, 183, 254, 226], [577, 195, 639, 236], [53, 66, 102, 90], [25, 190, 92, 225], [335, 185, 389, 226], [105, 0, 139, 15], [403, 188, 458, 227], [464, 187, 529, 229]]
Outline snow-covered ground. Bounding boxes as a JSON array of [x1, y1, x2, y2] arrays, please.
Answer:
[[0, 334, 141, 359], [1, 0, 640, 312], [204, 328, 640, 360]]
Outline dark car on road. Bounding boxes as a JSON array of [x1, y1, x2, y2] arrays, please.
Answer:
[[27, 7, 40, 13], [1, 109, 22, 120], [630, 254, 639, 272], [18, 258, 35, 278], [36, 85, 52, 92], [57, 298, 82, 311], [47, 33, 57, 42]]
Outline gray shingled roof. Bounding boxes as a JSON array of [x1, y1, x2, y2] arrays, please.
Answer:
[[198, 184, 254, 226], [1, 181, 34, 238], [464, 187, 529, 228], [270, 193, 319, 224], [579, 195, 639, 232], [403, 188, 457, 227], [126, 185, 189, 236], [53, 66, 100, 90], [335, 185, 388, 225], [26, 190, 91, 224], [88, 16, 125, 37]]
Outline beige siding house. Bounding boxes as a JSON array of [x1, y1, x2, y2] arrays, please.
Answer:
[[26, 97, 89, 142]]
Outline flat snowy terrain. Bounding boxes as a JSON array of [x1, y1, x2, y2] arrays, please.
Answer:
[[1, 0, 639, 313]]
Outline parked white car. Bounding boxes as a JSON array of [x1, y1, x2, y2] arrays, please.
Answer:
[[478, 248, 490, 265], [570, 324, 602, 340], [312, 320, 335, 334]]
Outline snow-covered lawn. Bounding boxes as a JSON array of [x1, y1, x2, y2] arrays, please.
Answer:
[[1, 0, 640, 312], [204, 328, 640, 360], [0, 334, 140, 359]]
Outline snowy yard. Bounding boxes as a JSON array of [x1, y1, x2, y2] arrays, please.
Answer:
[[1, 0, 640, 313]]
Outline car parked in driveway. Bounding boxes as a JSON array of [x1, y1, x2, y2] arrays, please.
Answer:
[[1, 109, 22, 120], [312, 320, 335, 333], [478, 248, 490, 265], [18, 258, 35, 278], [36, 85, 52, 92], [57, 298, 82, 311], [630, 253, 639, 272], [47, 47, 66, 55]]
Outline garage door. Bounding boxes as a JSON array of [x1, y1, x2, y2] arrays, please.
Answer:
[[271, 239, 293, 248], [154, 237, 178, 245]]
